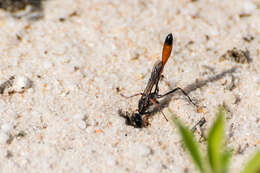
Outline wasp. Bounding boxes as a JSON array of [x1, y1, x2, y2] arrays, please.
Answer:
[[120, 33, 196, 128]]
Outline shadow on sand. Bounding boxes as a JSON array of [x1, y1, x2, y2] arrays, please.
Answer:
[[152, 66, 238, 114]]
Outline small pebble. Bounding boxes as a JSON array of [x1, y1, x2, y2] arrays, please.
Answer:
[[95, 129, 103, 134], [78, 121, 87, 129], [197, 106, 204, 113], [13, 76, 32, 92]]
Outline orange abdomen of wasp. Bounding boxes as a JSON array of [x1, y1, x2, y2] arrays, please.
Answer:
[[161, 33, 173, 72], [162, 44, 172, 66]]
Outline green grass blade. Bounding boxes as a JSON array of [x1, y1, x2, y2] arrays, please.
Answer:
[[207, 107, 225, 173], [172, 117, 204, 173], [242, 151, 260, 173], [221, 149, 232, 173]]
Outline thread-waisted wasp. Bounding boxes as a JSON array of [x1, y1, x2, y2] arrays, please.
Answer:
[[120, 33, 197, 128]]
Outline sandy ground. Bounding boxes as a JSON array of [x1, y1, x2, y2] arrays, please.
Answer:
[[0, 0, 259, 172]]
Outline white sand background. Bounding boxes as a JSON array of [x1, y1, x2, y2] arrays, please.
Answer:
[[0, 0, 259, 172]]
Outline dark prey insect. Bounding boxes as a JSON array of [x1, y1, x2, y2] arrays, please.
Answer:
[[120, 33, 196, 128]]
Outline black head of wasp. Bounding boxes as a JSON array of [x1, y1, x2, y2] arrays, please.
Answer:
[[120, 33, 197, 128]]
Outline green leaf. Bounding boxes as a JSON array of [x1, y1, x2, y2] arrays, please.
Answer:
[[242, 151, 260, 173], [207, 106, 225, 173], [172, 117, 204, 173]]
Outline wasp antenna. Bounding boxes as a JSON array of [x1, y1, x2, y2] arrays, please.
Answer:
[[161, 33, 173, 68]]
